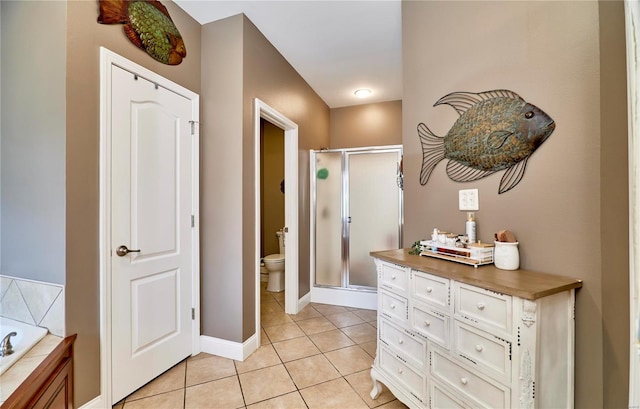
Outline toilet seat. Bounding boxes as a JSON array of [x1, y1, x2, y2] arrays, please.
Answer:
[[264, 254, 284, 262]]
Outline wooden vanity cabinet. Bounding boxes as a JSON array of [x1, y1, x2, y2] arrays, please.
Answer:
[[369, 249, 582, 409], [2, 334, 76, 409]]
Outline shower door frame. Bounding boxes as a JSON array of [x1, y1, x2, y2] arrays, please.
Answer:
[[310, 145, 403, 309]]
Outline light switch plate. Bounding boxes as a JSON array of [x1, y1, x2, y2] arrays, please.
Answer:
[[459, 189, 479, 211]]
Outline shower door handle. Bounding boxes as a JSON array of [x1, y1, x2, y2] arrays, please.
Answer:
[[347, 217, 352, 223]]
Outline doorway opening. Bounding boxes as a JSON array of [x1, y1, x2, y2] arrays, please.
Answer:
[[254, 99, 299, 346]]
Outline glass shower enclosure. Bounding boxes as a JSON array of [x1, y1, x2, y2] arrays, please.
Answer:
[[310, 146, 403, 307]]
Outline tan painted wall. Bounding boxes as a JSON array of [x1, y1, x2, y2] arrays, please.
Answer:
[[598, 2, 629, 407], [200, 14, 329, 342], [261, 120, 285, 257], [65, 1, 201, 405], [329, 100, 402, 148], [402, 1, 628, 406]]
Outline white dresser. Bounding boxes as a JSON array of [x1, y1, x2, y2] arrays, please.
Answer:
[[370, 249, 582, 409]]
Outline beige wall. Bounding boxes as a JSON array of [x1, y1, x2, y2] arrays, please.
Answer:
[[261, 120, 285, 257], [402, 1, 628, 407], [200, 14, 330, 342], [599, 2, 629, 407], [329, 100, 403, 148], [65, 1, 201, 405]]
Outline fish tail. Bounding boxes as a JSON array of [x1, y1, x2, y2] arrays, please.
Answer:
[[417, 122, 445, 185], [97, 0, 129, 25]]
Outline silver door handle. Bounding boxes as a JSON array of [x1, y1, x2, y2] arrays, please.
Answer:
[[116, 245, 141, 257]]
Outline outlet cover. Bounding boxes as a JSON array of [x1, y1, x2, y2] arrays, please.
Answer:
[[459, 189, 479, 211]]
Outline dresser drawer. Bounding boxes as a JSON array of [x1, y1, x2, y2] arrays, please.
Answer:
[[379, 346, 426, 403], [379, 318, 426, 369], [379, 289, 408, 322], [410, 302, 450, 349], [454, 283, 512, 334], [411, 270, 450, 310], [431, 347, 510, 409], [453, 321, 511, 381], [378, 261, 409, 295], [430, 380, 469, 409]]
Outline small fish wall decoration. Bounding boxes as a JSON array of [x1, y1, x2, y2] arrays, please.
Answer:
[[418, 89, 555, 194], [98, 0, 186, 65]]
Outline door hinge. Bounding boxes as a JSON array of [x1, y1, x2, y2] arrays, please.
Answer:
[[191, 215, 195, 228], [189, 120, 198, 135], [191, 308, 195, 320]]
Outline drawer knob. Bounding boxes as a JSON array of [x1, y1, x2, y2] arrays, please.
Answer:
[[398, 339, 404, 344], [398, 368, 404, 374], [476, 302, 485, 310], [460, 377, 468, 385], [475, 344, 483, 352], [426, 287, 433, 293], [390, 304, 396, 309], [424, 321, 431, 327], [391, 274, 397, 280]]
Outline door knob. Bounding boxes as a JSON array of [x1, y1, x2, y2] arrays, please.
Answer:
[[116, 245, 141, 257]]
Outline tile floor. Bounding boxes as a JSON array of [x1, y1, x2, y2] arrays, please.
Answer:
[[113, 284, 407, 409]]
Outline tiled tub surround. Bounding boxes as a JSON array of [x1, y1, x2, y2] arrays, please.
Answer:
[[0, 275, 64, 337]]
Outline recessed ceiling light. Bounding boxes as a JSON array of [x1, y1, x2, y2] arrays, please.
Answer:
[[354, 88, 372, 98]]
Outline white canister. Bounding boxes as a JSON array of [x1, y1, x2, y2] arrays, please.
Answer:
[[493, 241, 520, 270]]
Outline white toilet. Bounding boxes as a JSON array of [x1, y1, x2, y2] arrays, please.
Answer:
[[263, 230, 285, 292]]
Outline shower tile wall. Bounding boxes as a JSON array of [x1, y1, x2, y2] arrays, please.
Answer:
[[0, 275, 64, 336]]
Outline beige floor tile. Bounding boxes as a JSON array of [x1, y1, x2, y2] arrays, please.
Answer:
[[308, 329, 355, 352], [112, 403, 124, 409], [289, 305, 322, 321], [312, 303, 349, 316], [262, 311, 294, 327], [377, 399, 410, 408], [126, 360, 186, 401], [238, 364, 297, 405], [345, 369, 396, 408], [340, 322, 377, 344], [296, 316, 337, 335], [122, 389, 184, 409], [186, 354, 237, 387], [325, 311, 366, 328], [284, 354, 341, 389], [264, 322, 305, 343], [324, 345, 374, 376], [246, 391, 307, 409], [187, 352, 215, 362], [359, 340, 378, 358], [299, 377, 369, 409], [261, 328, 271, 345], [235, 344, 282, 374], [351, 308, 378, 322], [272, 336, 321, 362], [185, 376, 245, 409]]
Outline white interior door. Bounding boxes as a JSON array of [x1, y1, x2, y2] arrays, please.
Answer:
[[110, 65, 194, 402]]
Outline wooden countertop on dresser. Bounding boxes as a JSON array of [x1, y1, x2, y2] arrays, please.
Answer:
[[370, 248, 583, 300]]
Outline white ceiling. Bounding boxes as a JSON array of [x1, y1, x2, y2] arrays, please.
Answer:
[[173, 0, 402, 108]]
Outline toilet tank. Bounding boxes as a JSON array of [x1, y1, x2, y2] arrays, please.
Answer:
[[276, 230, 285, 255]]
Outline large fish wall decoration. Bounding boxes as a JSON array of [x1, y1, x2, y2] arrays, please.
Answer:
[[98, 0, 186, 65], [418, 89, 555, 194]]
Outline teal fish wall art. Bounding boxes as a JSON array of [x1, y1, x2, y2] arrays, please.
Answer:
[[418, 89, 555, 194], [97, 0, 186, 65]]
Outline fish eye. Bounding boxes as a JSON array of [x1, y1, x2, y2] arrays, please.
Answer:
[[525, 111, 535, 119]]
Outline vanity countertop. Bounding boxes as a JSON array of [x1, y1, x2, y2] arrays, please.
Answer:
[[371, 248, 583, 300], [0, 335, 62, 404]]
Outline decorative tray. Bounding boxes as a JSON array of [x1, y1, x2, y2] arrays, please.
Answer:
[[419, 240, 494, 268]]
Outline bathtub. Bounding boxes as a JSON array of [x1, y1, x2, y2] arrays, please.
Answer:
[[0, 317, 48, 376]]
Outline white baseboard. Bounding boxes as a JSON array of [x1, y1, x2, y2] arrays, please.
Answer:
[[310, 286, 377, 310], [200, 333, 258, 362], [298, 290, 311, 311], [78, 395, 104, 409]]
